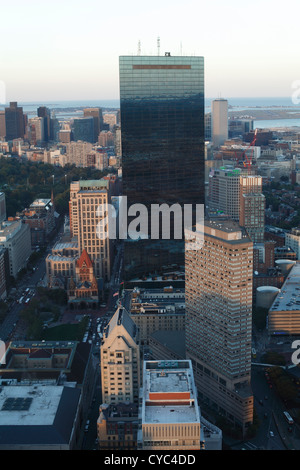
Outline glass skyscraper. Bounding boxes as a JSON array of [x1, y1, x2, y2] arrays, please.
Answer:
[[119, 54, 205, 281]]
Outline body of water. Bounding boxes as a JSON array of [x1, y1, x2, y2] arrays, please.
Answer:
[[254, 118, 300, 129]]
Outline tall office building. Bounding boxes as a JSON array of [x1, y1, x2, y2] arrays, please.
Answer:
[[101, 305, 140, 405], [37, 106, 51, 142], [208, 166, 242, 220], [212, 98, 228, 148], [185, 218, 253, 436], [119, 54, 205, 281], [83, 107, 103, 141], [0, 111, 6, 139], [4, 102, 25, 141], [27, 117, 45, 145], [69, 180, 112, 281], [239, 175, 265, 243], [72, 117, 95, 143], [209, 168, 265, 243]]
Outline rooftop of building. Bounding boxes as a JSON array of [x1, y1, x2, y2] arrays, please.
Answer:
[[149, 330, 186, 359], [142, 360, 200, 425], [0, 384, 80, 447], [0, 341, 91, 385], [30, 199, 52, 208], [269, 263, 300, 313], [0, 220, 23, 239]]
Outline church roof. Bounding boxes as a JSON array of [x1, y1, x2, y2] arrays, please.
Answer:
[[77, 249, 93, 269]]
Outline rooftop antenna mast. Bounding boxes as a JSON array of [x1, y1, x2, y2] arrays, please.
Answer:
[[137, 40, 141, 55], [157, 36, 160, 56]]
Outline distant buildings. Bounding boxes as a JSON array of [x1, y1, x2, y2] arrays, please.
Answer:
[[72, 117, 95, 143], [185, 218, 253, 436], [211, 99, 228, 148], [4, 102, 25, 141], [37, 106, 51, 142], [101, 306, 140, 406], [27, 117, 45, 146], [83, 107, 103, 139]]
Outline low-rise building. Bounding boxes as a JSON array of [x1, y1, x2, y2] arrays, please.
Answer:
[[97, 403, 138, 450], [138, 360, 202, 450], [122, 286, 185, 345], [0, 220, 31, 278], [268, 263, 300, 335]]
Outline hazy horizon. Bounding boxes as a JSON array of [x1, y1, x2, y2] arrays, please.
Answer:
[[1, 0, 299, 103]]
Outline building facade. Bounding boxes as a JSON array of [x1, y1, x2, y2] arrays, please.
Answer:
[[119, 54, 205, 281], [185, 218, 253, 435], [101, 306, 140, 406], [0, 221, 31, 278], [211, 98, 228, 148], [4, 102, 25, 141], [69, 179, 111, 281]]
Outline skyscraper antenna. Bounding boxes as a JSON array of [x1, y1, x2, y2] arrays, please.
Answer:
[[180, 41, 183, 56], [138, 40, 141, 56], [157, 36, 160, 56]]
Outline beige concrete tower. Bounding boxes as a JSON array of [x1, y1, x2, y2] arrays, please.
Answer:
[[185, 218, 254, 436]]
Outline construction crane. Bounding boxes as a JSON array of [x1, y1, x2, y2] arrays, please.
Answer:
[[242, 128, 258, 173]]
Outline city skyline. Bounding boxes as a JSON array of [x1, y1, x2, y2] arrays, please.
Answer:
[[1, 0, 299, 102]]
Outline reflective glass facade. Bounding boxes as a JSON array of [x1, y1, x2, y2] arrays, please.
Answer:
[[119, 55, 205, 280]]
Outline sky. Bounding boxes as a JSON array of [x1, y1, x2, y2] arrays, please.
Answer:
[[1, 0, 299, 102]]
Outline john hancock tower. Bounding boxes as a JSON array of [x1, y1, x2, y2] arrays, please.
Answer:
[[119, 53, 205, 282]]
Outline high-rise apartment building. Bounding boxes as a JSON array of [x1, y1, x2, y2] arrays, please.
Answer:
[[211, 98, 228, 148], [69, 179, 111, 281], [101, 305, 140, 405], [119, 54, 205, 281], [185, 218, 253, 435], [4, 102, 25, 141]]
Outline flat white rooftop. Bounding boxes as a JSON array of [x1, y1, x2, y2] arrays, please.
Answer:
[[269, 263, 300, 312], [0, 385, 63, 426], [149, 371, 189, 394], [144, 405, 199, 424]]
